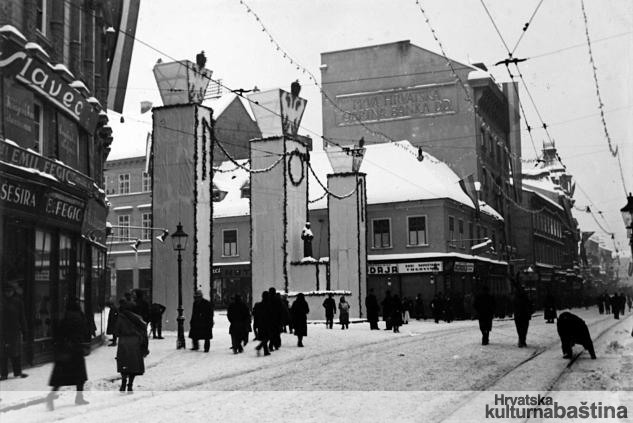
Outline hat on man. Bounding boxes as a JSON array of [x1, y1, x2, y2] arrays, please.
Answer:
[[194, 289, 203, 297]]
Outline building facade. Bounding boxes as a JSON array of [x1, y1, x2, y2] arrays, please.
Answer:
[[0, 0, 138, 363]]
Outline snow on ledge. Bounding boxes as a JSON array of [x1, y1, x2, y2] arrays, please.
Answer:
[[52, 63, 75, 79], [25, 42, 50, 58], [70, 80, 89, 92], [285, 290, 352, 297], [0, 25, 27, 42]]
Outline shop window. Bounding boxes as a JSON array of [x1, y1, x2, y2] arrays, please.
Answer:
[[448, 216, 455, 247], [58, 234, 74, 316], [34, 229, 53, 340], [119, 174, 130, 194], [372, 218, 391, 248], [36, 0, 48, 35], [118, 215, 130, 240], [458, 219, 464, 249], [142, 172, 151, 192], [469, 222, 474, 247], [407, 216, 427, 246], [33, 100, 43, 152], [142, 213, 152, 240], [223, 229, 238, 257]]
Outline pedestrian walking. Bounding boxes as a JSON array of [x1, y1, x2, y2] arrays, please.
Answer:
[[628, 295, 632, 313], [322, 293, 336, 329], [613, 293, 621, 320], [513, 285, 533, 348], [290, 293, 310, 347], [382, 291, 393, 330], [106, 297, 119, 346], [543, 292, 557, 324], [115, 300, 149, 392], [149, 302, 166, 339], [431, 293, 443, 324], [365, 289, 380, 330], [46, 297, 90, 410], [1, 281, 28, 380], [281, 294, 291, 334], [268, 288, 283, 351], [189, 289, 214, 352], [132, 289, 150, 323], [391, 295, 403, 333], [473, 286, 495, 345], [444, 294, 454, 323], [414, 294, 425, 320], [338, 296, 350, 330], [597, 295, 604, 314], [402, 297, 411, 324], [604, 292, 611, 314], [227, 294, 251, 354], [253, 291, 271, 356]]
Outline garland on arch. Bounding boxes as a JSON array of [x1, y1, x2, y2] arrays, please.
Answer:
[[287, 149, 307, 186]]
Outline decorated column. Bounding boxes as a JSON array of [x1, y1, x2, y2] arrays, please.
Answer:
[[151, 58, 214, 330], [326, 145, 368, 318]]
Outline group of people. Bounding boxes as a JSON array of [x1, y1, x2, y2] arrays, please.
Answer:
[[596, 292, 631, 319], [322, 294, 350, 330]]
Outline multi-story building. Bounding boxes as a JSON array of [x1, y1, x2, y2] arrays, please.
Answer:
[[0, 0, 139, 363]]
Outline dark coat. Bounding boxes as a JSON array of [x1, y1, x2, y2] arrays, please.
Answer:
[[338, 301, 350, 325], [513, 291, 533, 321], [189, 297, 214, 340], [115, 310, 148, 375], [49, 310, 89, 387], [227, 300, 251, 339], [544, 295, 557, 320], [1, 294, 27, 355], [557, 312, 596, 358], [133, 298, 151, 323], [381, 295, 393, 321], [474, 292, 496, 332], [391, 298, 403, 327], [323, 297, 336, 318], [365, 294, 380, 321], [149, 303, 166, 323], [290, 298, 309, 337], [106, 304, 119, 335], [252, 300, 271, 340]]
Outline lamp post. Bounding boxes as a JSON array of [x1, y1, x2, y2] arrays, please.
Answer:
[[620, 193, 633, 257], [171, 222, 189, 349]]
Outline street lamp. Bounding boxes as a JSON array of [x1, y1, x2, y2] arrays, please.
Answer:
[[170, 222, 189, 349]]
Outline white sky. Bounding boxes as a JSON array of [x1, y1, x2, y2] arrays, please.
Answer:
[[121, 0, 632, 254]]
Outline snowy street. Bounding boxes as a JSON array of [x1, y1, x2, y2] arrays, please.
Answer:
[[3, 308, 633, 422]]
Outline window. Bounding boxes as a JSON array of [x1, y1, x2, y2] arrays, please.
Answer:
[[142, 213, 152, 240], [458, 219, 464, 249], [33, 100, 43, 152], [34, 229, 52, 339], [407, 216, 427, 246], [223, 229, 238, 256], [118, 215, 130, 240], [448, 216, 455, 247], [36, 0, 47, 35], [118, 174, 130, 194], [469, 222, 474, 247], [372, 219, 391, 248], [142, 172, 151, 192]]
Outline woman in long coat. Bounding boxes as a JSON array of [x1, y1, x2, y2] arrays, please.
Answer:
[[189, 289, 214, 352], [106, 297, 118, 346], [115, 300, 148, 392], [338, 296, 350, 330], [290, 293, 309, 347], [227, 294, 251, 354], [390, 295, 403, 333], [46, 298, 90, 410]]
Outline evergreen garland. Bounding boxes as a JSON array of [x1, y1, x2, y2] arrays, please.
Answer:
[[282, 138, 289, 293]]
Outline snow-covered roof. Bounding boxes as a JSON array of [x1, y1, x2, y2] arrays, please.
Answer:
[[107, 110, 152, 160], [202, 93, 256, 122], [522, 176, 559, 197], [213, 141, 507, 219], [523, 187, 564, 211], [479, 201, 504, 221]]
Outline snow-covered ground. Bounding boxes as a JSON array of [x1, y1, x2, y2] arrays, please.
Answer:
[[2, 308, 632, 422]]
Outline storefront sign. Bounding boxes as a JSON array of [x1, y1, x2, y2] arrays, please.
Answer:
[[368, 263, 399, 275], [0, 139, 94, 192], [369, 261, 443, 275], [57, 114, 80, 169], [454, 261, 475, 273], [335, 82, 458, 126], [398, 261, 443, 274], [3, 78, 35, 143], [0, 177, 39, 213], [0, 39, 98, 132], [45, 192, 83, 224], [213, 265, 252, 278]]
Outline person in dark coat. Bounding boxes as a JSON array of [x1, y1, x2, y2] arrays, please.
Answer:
[[544, 292, 557, 324], [46, 297, 90, 410], [431, 293, 443, 324], [189, 290, 214, 352], [444, 294, 454, 323], [604, 292, 611, 314], [106, 297, 119, 346], [338, 296, 350, 330], [365, 289, 380, 330], [132, 289, 150, 323], [252, 291, 271, 356], [473, 286, 496, 345], [381, 291, 393, 330], [513, 286, 533, 348], [596, 295, 604, 314], [290, 293, 309, 347], [414, 294, 425, 320], [149, 303, 166, 339], [227, 294, 251, 354], [612, 293, 621, 320], [557, 312, 596, 359], [115, 300, 149, 392], [281, 294, 291, 334], [323, 294, 336, 329], [391, 295, 403, 333], [268, 288, 283, 351], [0, 282, 28, 380]]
